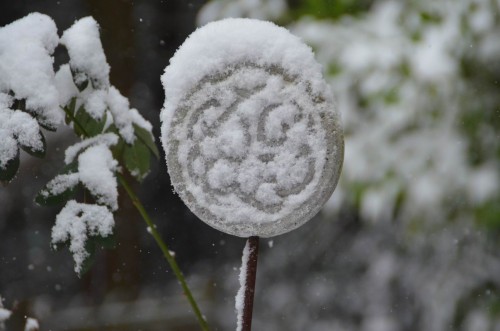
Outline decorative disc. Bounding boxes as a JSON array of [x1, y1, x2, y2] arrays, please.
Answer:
[[161, 18, 343, 237]]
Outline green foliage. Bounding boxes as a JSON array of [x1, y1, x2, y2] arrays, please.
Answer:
[[475, 201, 500, 232], [289, 0, 373, 19], [74, 106, 108, 138]]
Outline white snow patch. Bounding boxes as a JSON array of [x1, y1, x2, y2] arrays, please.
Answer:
[[0, 307, 11, 322], [84, 89, 107, 120], [0, 108, 43, 168], [235, 240, 251, 331], [40, 173, 80, 198], [107, 86, 152, 144], [0, 13, 62, 127], [24, 317, 39, 331], [60, 17, 110, 88], [64, 133, 118, 164], [78, 145, 118, 211], [54, 64, 79, 106]]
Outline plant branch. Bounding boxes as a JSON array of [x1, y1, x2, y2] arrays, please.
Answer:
[[61, 103, 88, 136], [66, 108, 210, 331], [118, 174, 210, 331]]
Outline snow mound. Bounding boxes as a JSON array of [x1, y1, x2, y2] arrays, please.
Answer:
[[0, 13, 62, 128], [60, 17, 110, 89], [161, 18, 343, 237]]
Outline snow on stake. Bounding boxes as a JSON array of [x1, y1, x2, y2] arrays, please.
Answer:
[[161, 18, 343, 330]]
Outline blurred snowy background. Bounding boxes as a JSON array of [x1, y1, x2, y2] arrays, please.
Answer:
[[1, 0, 499, 330]]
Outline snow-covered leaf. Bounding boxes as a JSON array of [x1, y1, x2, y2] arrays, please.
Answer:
[[60, 17, 110, 89], [20, 130, 46, 158], [73, 105, 107, 137], [0, 13, 63, 128], [134, 124, 159, 159], [35, 162, 79, 206], [52, 200, 114, 274], [64, 133, 118, 165]]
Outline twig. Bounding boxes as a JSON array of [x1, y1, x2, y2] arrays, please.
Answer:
[[239, 236, 259, 331], [118, 174, 210, 331], [66, 108, 210, 331]]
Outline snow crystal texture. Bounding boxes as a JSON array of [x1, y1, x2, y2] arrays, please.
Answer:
[[161, 18, 343, 237]]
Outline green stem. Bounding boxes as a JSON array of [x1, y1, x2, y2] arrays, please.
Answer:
[[62, 101, 88, 136], [117, 174, 210, 331]]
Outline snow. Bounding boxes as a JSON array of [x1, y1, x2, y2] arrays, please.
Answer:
[[64, 133, 118, 164], [0, 108, 43, 168], [24, 317, 39, 331], [77, 145, 118, 211], [54, 64, 79, 106], [0, 308, 11, 322], [40, 173, 80, 198], [84, 89, 107, 120], [52, 200, 114, 274], [107, 86, 152, 144], [161, 18, 343, 237], [0, 13, 62, 128], [235, 240, 251, 331], [60, 17, 110, 89]]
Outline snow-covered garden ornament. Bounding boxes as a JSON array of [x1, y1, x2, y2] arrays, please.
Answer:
[[161, 18, 343, 330], [161, 18, 343, 238]]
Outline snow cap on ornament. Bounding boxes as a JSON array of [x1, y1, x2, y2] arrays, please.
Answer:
[[160, 18, 343, 238]]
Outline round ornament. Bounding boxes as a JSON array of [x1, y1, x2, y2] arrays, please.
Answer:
[[161, 18, 343, 237]]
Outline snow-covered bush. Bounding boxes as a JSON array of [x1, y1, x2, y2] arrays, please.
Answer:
[[0, 12, 210, 330], [0, 14, 158, 274], [197, 0, 500, 330]]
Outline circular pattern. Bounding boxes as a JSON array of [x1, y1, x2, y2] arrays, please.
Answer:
[[161, 19, 343, 237]]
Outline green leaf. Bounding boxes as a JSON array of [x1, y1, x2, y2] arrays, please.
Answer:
[[20, 130, 46, 158], [123, 139, 150, 181], [133, 124, 160, 159], [35, 162, 79, 206], [0, 150, 20, 182], [37, 119, 57, 132], [74, 106, 107, 137]]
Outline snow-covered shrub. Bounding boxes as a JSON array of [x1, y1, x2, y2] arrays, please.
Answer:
[[197, 0, 500, 330], [0, 14, 158, 274], [0, 13, 212, 331]]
